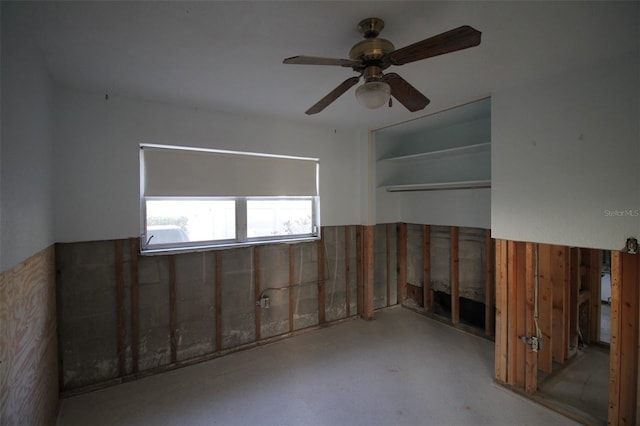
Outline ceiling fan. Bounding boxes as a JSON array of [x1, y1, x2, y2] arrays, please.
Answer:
[[283, 18, 481, 115]]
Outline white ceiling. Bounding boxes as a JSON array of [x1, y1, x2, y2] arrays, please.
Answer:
[[12, 1, 639, 130]]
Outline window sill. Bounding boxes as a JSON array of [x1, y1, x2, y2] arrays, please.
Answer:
[[140, 235, 321, 256]]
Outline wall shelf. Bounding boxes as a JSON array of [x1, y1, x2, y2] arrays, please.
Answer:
[[379, 142, 491, 163], [385, 179, 491, 192]]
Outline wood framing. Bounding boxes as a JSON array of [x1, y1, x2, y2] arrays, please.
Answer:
[[397, 223, 407, 305], [115, 240, 126, 376], [215, 251, 222, 351], [361, 225, 375, 320], [450, 226, 460, 324], [551, 245, 568, 364], [524, 243, 537, 393], [254, 246, 261, 340], [423, 225, 432, 311], [356, 226, 364, 316], [484, 230, 494, 337], [129, 238, 140, 374], [345, 226, 351, 317], [609, 250, 639, 425], [289, 245, 295, 333], [506, 240, 518, 386], [495, 239, 508, 383], [514, 242, 526, 388], [537, 244, 553, 374], [169, 255, 177, 363], [386, 224, 391, 307], [588, 250, 601, 343], [317, 229, 326, 324]]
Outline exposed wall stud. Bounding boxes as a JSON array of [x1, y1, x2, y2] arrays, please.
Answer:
[[484, 229, 494, 336], [254, 246, 261, 341], [318, 228, 326, 324], [130, 238, 140, 374], [215, 251, 222, 351], [397, 223, 407, 305], [289, 245, 295, 332], [361, 225, 375, 320], [424, 225, 432, 311], [115, 240, 126, 376], [345, 226, 351, 317], [451, 226, 460, 324], [169, 255, 177, 363]]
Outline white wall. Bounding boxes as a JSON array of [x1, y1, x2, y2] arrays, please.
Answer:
[[1, 4, 55, 272], [53, 88, 366, 243], [492, 50, 640, 250]]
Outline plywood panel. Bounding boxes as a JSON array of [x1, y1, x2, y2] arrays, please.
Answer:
[[1, 246, 58, 426]]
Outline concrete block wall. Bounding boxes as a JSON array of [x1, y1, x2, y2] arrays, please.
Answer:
[[322, 226, 358, 322], [430, 225, 451, 295], [56, 225, 359, 392], [400, 224, 490, 316], [373, 224, 398, 309], [458, 227, 487, 303]]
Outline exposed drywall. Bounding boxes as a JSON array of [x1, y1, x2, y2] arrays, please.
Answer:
[[0, 246, 58, 426], [52, 88, 366, 243], [492, 51, 640, 250], [1, 3, 55, 272]]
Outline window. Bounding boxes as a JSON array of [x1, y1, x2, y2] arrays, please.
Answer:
[[140, 145, 319, 253]]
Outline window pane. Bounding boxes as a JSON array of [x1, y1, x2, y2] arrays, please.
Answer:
[[247, 199, 313, 238], [146, 199, 235, 246]]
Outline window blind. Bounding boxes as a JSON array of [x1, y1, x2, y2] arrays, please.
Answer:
[[141, 145, 319, 197]]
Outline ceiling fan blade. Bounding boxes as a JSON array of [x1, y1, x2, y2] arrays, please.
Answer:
[[382, 73, 430, 112], [305, 76, 360, 115], [388, 25, 481, 66], [283, 55, 360, 68]]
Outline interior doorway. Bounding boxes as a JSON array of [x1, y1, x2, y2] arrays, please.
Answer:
[[536, 247, 610, 424]]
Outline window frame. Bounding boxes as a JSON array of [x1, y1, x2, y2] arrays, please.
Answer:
[[139, 144, 321, 255]]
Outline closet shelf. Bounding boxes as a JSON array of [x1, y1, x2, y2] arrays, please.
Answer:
[[384, 179, 491, 192], [379, 142, 490, 162]]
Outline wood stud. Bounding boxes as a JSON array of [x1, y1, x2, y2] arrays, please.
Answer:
[[450, 227, 460, 324], [397, 223, 407, 305], [115, 240, 126, 376], [386, 224, 391, 307], [130, 238, 139, 374], [254, 246, 261, 341], [361, 225, 375, 320], [289, 245, 295, 333], [345, 226, 351, 317], [169, 255, 177, 363], [524, 242, 537, 393], [215, 251, 222, 351], [318, 229, 326, 325], [484, 230, 494, 337], [423, 225, 432, 311]]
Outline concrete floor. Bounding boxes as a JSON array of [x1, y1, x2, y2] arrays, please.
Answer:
[[538, 347, 609, 424], [57, 307, 578, 426]]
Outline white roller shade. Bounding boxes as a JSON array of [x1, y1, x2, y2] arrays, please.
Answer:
[[142, 145, 319, 197]]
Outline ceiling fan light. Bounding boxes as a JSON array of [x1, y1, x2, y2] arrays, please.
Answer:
[[355, 81, 391, 109]]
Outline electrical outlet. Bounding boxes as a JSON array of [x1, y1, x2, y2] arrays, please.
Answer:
[[258, 295, 270, 309]]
